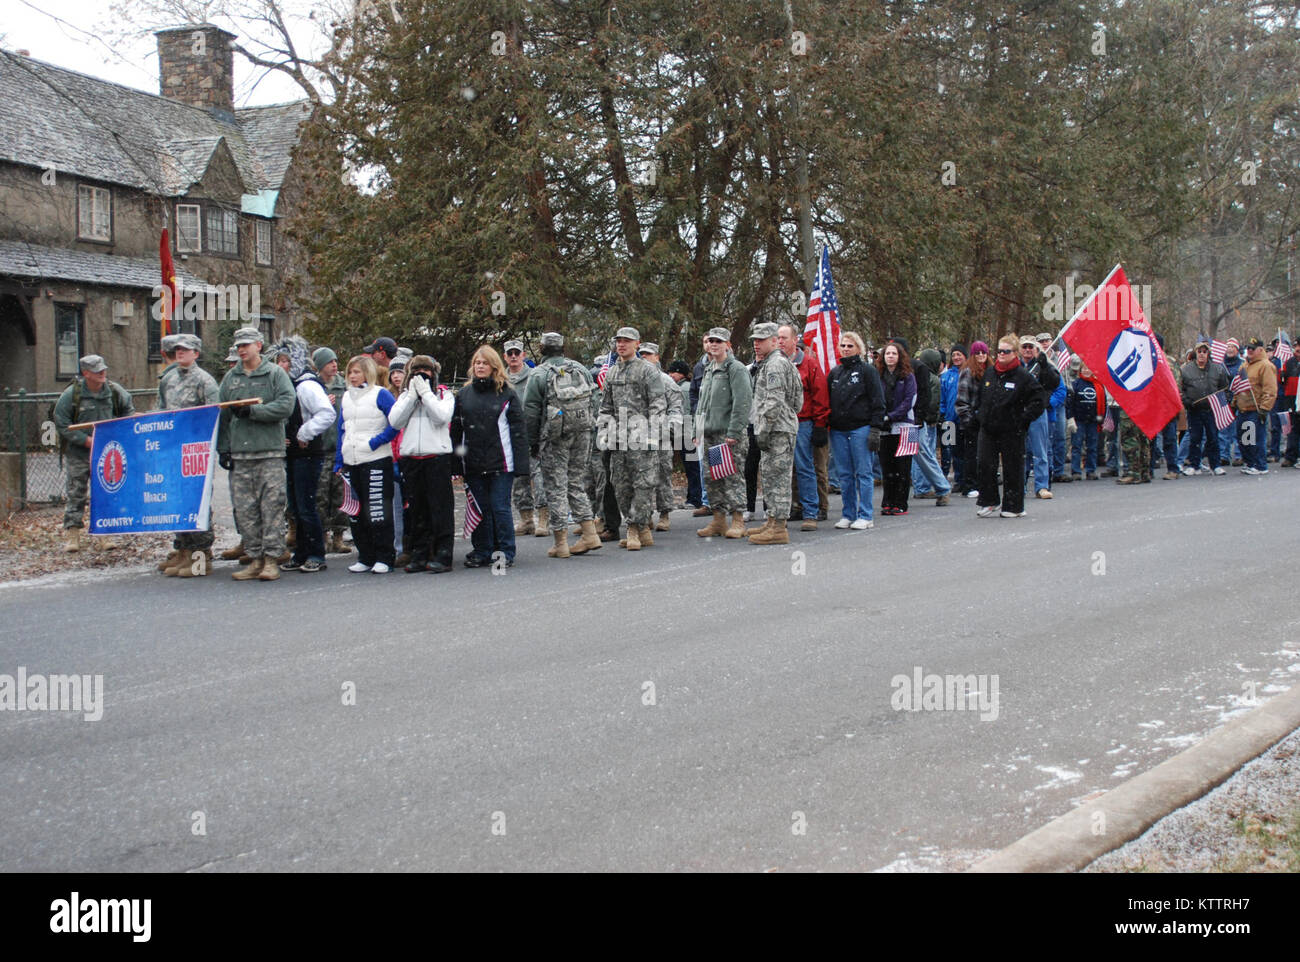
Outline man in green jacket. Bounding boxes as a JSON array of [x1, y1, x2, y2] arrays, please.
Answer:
[[695, 326, 753, 539], [217, 327, 296, 581], [52, 354, 135, 552]]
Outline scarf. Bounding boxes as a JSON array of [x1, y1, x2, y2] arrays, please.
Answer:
[[994, 354, 1020, 373]]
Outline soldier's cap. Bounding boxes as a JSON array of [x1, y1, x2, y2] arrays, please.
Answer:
[[1068, 355, 1082, 371], [160, 334, 180, 354], [232, 326, 263, 346], [363, 336, 397, 355], [638, 342, 660, 355], [503, 339, 525, 353], [1036, 332, 1053, 343], [1019, 335, 1038, 347], [614, 326, 639, 341], [705, 326, 730, 341], [79, 354, 107, 373], [312, 347, 337, 370], [225, 346, 239, 362], [540, 332, 564, 348], [1245, 336, 1265, 350], [750, 322, 778, 340], [175, 333, 202, 352]]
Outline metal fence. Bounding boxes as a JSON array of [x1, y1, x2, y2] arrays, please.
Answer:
[[1, 388, 158, 506]]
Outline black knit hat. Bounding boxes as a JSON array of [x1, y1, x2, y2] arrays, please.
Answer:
[[951, 343, 968, 358]]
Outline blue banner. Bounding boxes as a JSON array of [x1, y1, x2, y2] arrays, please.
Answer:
[[88, 406, 220, 535]]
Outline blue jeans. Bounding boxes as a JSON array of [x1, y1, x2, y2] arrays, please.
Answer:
[[1268, 410, 1281, 458], [1071, 420, 1099, 475], [1152, 417, 1179, 472], [910, 423, 952, 496], [1025, 413, 1051, 491], [1186, 407, 1220, 470], [1049, 409, 1067, 477], [830, 426, 874, 521], [466, 471, 516, 563], [794, 421, 819, 518], [288, 456, 325, 563], [1238, 411, 1266, 470], [1218, 421, 1239, 463], [697, 457, 710, 507]]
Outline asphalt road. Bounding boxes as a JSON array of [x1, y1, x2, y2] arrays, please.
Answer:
[[2, 469, 1297, 872]]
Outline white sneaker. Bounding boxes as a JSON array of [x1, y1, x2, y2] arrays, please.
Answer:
[[850, 519, 874, 530], [965, 490, 979, 499], [834, 518, 852, 529], [348, 562, 370, 573], [1213, 467, 1226, 476], [372, 562, 391, 573], [742, 511, 753, 522], [976, 506, 997, 518], [1001, 510, 1026, 518], [1180, 465, 1196, 476]]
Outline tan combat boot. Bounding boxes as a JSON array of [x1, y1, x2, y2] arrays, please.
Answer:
[[63, 529, 81, 553], [569, 520, 602, 555], [535, 507, 551, 536], [329, 531, 348, 554], [624, 525, 642, 550], [697, 510, 727, 537], [220, 541, 245, 561], [638, 524, 655, 547], [175, 551, 213, 578], [157, 549, 184, 572], [655, 511, 671, 532], [98, 536, 121, 550], [286, 519, 297, 548], [258, 559, 281, 581], [800, 519, 818, 532], [750, 520, 789, 545], [514, 509, 535, 536], [724, 511, 747, 539], [232, 557, 265, 580], [746, 517, 773, 537], [548, 530, 571, 558]]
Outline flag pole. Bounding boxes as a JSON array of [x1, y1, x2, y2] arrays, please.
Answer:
[[1056, 263, 1123, 348]]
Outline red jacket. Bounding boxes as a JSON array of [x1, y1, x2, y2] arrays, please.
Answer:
[[795, 349, 830, 426]]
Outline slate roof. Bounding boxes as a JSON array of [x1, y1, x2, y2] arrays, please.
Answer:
[[0, 239, 220, 294], [0, 50, 310, 202]]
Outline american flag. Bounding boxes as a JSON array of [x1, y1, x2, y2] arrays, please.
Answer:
[[463, 485, 482, 538], [1275, 335, 1294, 365], [340, 476, 360, 516], [707, 442, 737, 481], [1102, 408, 1115, 433], [596, 351, 614, 390], [1054, 349, 1072, 374], [1208, 392, 1236, 431], [802, 246, 841, 376], [1230, 374, 1251, 396], [1210, 339, 1228, 364], [895, 423, 919, 457], [1280, 412, 1292, 436]]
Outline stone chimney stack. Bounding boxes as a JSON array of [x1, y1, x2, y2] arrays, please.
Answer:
[[155, 25, 237, 117]]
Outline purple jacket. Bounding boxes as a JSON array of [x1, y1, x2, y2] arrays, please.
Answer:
[[880, 367, 917, 425]]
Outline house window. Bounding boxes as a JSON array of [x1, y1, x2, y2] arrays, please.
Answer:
[[55, 303, 84, 378], [176, 204, 201, 252], [255, 220, 272, 266], [205, 207, 239, 256], [77, 185, 112, 242]]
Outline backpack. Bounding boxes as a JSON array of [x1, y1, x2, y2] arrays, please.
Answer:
[[54, 379, 129, 453], [544, 362, 594, 437]]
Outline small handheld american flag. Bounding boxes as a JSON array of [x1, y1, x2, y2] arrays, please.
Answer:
[[895, 423, 919, 457], [1208, 392, 1236, 431], [1102, 409, 1115, 433], [1274, 336, 1294, 365], [1230, 374, 1251, 396], [596, 352, 614, 390], [1054, 349, 1072, 374], [463, 485, 482, 538], [707, 442, 737, 481], [340, 476, 360, 516], [1280, 412, 1292, 436], [1210, 339, 1228, 364]]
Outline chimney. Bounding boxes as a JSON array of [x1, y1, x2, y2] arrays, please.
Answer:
[[155, 24, 237, 118]]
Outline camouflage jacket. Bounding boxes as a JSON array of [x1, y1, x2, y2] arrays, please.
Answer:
[[159, 363, 219, 411], [749, 349, 802, 440], [597, 354, 668, 450]]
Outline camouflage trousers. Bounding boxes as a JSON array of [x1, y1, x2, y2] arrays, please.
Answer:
[[703, 433, 746, 512], [230, 456, 288, 559], [62, 451, 90, 529], [585, 436, 606, 520], [757, 432, 796, 520], [540, 430, 594, 525], [655, 449, 675, 512], [317, 458, 349, 534], [1118, 411, 1150, 479], [610, 448, 658, 526], [512, 456, 545, 513]]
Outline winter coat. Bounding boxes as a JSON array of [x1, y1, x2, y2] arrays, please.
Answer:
[[388, 376, 455, 457], [1067, 376, 1106, 424], [286, 373, 335, 458], [794, 349, 830, 425], [879, 366, 917, 429], [974, 362, 1045, 435], [217, 357, 296, 458], [452, 378, 530, 476], [826, 355, 886, 432], [940, 366, 961, 423], [1235, 356, 1278, 413], [1179, 360, 1229, 410], [696, 353, 752, 438], [335, 384, 398, 470], [955, 367, 984, 429]]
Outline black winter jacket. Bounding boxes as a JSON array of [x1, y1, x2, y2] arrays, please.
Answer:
[[974, 362, 1046, 434], [827, 355, 886, 432], [451, 378, 531, 476]]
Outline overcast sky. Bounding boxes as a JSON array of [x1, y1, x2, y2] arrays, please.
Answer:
[[2, 0, 322, 105]]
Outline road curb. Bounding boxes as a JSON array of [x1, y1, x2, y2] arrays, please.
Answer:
[[968, 683, 1300, 873]]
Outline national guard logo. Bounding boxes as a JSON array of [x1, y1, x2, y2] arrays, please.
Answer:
[[97, 440, 128, 493], [1106, 329, 1157, 392]]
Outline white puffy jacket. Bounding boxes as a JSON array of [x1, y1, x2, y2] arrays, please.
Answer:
[[340, 384, 394, 466], [388, 380, 454, 456]]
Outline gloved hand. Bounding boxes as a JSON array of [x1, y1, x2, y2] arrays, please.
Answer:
[[811, 425, 829, 447], [413, 376, 428, 396], [232, 403, 252, 419], [218, 452, 233, 471], [867, 428, 881, 452]]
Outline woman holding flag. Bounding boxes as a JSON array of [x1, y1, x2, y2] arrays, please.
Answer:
[[875, 342, 918, 516]]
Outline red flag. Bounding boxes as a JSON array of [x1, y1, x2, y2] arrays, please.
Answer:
[[1060, 265, 1181, 438], [159, 228, 177, 338]]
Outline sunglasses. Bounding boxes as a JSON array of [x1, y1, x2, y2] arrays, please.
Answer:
[[505, 350, 522, 356], [997, 348, 1015, 354]]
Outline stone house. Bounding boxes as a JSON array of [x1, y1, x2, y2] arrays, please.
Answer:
[[0, 25, 313, 394]]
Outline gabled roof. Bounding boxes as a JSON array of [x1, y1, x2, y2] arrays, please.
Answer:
[[0, 50, 310, 201], [0, 239, 221, 294]]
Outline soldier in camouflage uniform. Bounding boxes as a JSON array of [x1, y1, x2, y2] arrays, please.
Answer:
[[156, 333, 220, 576], [746, 322, 803, 544], [1115, 408, 1151, 484], [694, 327, 753, 539], [217, 327, 297, 581], [597, 326, 668, 550], [504, 340, 548, 536], [52, 354, 135, 552], [636, 342, 683, 531], [523, 332, 602, 558], [311, 347, 349, 553]]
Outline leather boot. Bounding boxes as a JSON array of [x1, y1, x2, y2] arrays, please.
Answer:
[[63, 529, 81, 553], [746, 517, 773, 536], [570, 520, 602, 554], [750, 520, 790, 545], [329, 531, 348, 554], [724, 511, 747, 539], [697, 510, 727, 537], [158, 549, 184, 572], [258, 559, 281, 581], [535, 507, 551, 536], [286, 519, 297, 548], [655, 512, 671, 531], [220, 541, 245, 560], [514, 509, 535, 536], [638, 524, 654, 547], [548, 530, 571, 558], [276, 550, 291, 564], [175, 551, 212, 578], [624, 525, 642, 550], [692, 505, 712, 516], [232, 557, 265, 580]]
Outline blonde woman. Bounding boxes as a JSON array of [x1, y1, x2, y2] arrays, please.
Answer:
[[333, 355, 398, 571], [451, 346, 531, 567], [973, 334, 1046, 518]]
